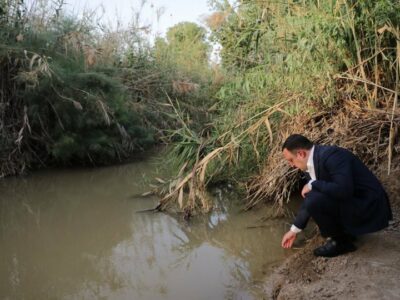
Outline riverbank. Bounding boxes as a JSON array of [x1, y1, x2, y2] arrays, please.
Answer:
[[263, 165, 400, 299]]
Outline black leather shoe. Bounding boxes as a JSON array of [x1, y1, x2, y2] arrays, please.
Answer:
[[313, 238, 356, 257]]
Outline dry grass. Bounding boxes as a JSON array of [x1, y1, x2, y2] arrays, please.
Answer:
[[155, 80, 399, 218], [172, 80, 200, 95], [155, 97, 296, 214], [246, 96, 400, 212]]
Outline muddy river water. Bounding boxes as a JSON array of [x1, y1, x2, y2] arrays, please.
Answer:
[[0, 158, 291, 300]]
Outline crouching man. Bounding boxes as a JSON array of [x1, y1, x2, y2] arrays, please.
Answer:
[[281, 134, 392, 257]]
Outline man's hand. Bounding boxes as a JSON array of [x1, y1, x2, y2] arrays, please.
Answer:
[[281, 230, 297, 248], [301, 184, 311, 198]]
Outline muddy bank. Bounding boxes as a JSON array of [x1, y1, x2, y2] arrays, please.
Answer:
[[263, 167, 400, 300]]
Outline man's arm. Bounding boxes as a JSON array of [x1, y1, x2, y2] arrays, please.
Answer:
[[311, 150, 354, 201], [281, 197, 310, 248], [293, 200, 311, 230]]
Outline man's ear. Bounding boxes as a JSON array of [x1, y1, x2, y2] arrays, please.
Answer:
[[297, 149, 307, 158]]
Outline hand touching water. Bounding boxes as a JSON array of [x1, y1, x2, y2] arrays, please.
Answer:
[[281, 230, 297, 248]]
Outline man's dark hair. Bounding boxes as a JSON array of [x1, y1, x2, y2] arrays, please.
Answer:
[[282, 134, 313, 151]]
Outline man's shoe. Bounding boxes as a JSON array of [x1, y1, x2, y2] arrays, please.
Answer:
[[313, 238, 356, 257]]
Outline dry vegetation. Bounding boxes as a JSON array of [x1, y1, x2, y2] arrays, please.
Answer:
[[156, 1, 400, 218], [246, 96, 400, 211]]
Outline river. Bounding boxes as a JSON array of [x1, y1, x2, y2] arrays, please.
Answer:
[[0, 157, 291, 300]]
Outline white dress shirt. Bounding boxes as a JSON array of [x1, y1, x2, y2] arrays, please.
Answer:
[[290, 146, 315, 233]]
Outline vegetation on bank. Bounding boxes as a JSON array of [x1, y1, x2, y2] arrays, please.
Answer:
[[159, 0, 400, 214], [0, 0, 215, 177]]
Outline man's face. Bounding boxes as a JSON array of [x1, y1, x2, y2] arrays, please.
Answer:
[[282, 148, 308, 171]]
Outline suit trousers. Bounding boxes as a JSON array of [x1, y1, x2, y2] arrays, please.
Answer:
[[304, 190, 345, 238]]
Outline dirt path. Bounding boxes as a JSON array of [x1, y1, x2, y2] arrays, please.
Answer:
[[263, 170, 400, 300], [263, 230, 400, 299]]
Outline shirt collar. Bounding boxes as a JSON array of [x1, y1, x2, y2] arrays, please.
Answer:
[[306, 145, 315, 172]]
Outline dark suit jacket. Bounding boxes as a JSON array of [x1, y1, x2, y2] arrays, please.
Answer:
[[294, 145, 392, 235]]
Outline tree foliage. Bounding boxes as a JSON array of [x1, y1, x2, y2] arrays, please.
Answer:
[[154, 22, 211, 80]]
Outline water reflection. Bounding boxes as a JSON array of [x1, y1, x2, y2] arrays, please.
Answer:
[[0, 161, 287, 300]]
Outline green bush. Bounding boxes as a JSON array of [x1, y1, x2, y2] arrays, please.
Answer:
[[0, 1, 159, 173]]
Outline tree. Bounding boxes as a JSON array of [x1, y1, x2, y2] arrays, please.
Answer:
[[154, 22, 211, 77]]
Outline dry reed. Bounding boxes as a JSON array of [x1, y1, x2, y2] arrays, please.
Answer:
[[246, 97, 399, 212]]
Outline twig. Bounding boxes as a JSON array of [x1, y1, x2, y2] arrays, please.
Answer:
[[335, 75, 396, 94]]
